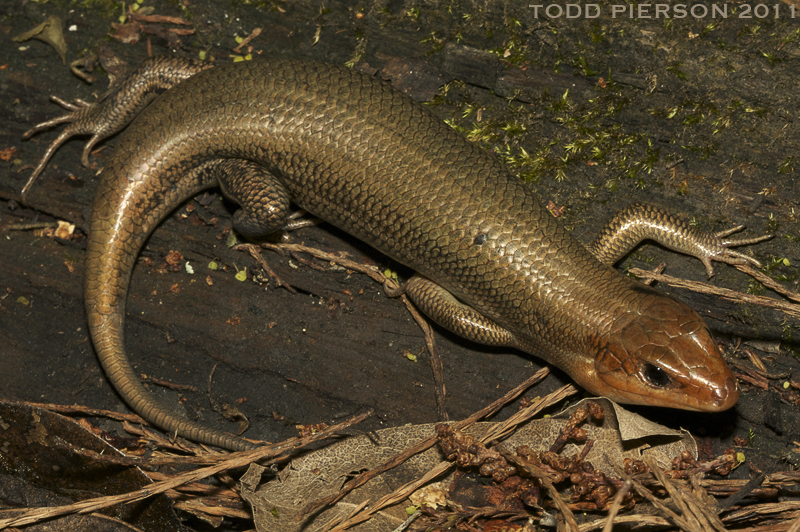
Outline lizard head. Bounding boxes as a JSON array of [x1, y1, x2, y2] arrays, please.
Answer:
[[584, 290, 739, 412]]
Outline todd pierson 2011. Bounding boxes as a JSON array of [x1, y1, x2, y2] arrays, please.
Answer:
[[529, 3, 795, 19]]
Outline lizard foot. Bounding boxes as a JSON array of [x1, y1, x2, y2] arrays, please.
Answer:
[[700, 225, 774, 278], [21, 95, 104, 200]]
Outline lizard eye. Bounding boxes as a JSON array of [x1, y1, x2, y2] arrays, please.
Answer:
[[643, 364, 671, 387]]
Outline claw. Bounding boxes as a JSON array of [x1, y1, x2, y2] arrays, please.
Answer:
[[700, 257, 715, 279], [80, 134, 103, 168], [21, 127, 77, 200], [713, 224, 746, 239], [51, 95, 86, 112], [720, 233, 775, 248], [702, 226, 774, 277], [22, 113, 75, 140]]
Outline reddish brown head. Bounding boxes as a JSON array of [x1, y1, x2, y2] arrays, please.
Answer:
[[584, 290, 739, 412]]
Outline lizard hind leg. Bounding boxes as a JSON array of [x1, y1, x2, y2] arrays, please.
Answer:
[[21, 56, 213, 201], [388, 275, 518, 349], [21, 98, 104, 199], [214, 159, 292, 238]]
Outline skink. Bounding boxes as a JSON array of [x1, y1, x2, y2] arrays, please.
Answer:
[[24, 57, 769, 451]]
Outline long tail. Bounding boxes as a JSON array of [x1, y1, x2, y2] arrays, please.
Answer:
[[85, 159, 257, 451]]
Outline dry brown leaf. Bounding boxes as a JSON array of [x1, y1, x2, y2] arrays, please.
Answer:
[[13, 16, 67, 64], [240, 399, 696, 532]]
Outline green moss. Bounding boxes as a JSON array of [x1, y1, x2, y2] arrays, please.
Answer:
[[344, 30, 367, 68], [487, 16, 528, 66], [589, 22, 607, 44], [779, 157, 794, 174], [761, 51, 781, 67], [700, 22, 720, 38], [766, 213, 781, 233], [783, 325, 797, 344], [666, 62, 688, 81], [420, 31, 446, 55], [572, 55, 597, 77], [761, 255, 796, 283]]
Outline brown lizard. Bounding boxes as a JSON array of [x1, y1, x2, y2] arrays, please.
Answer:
[[24, 57, 770, 450]]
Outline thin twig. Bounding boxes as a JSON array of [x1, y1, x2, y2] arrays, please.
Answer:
[[9, 401, 147, 424], [736, 263, 800, 304], [601, 480, 631, 532], [258, 242, 453, 423], [302, 368, 554, 517], [481, 384, 578, 443], [645, 457, 701, 531], [235, 243, 297, 293], [579, 514, 672, 531], [629, 267, 800, 319], [317, 383, 577, 531], [501, 450, 580, 532], [7, 222, 60, 231], [612, 463, 692, 530], [324, 461, 452, 532], [0, 412, 370, 530], [396, 294, 448, 421], [687, 475, 726, 532], [258, 242, 387, 284]]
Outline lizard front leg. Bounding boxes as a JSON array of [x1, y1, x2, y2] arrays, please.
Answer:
[[588, 203, 773, 278], [387, 275, 518, 348]]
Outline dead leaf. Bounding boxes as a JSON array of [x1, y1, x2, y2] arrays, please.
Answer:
[[0, 146, 17, 161], [55, 220, 75, 240], [0, 401, 180, 531], [13, 16, 67, 64], [240, 399, 696, 532], [109, 21, 142, 44]]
